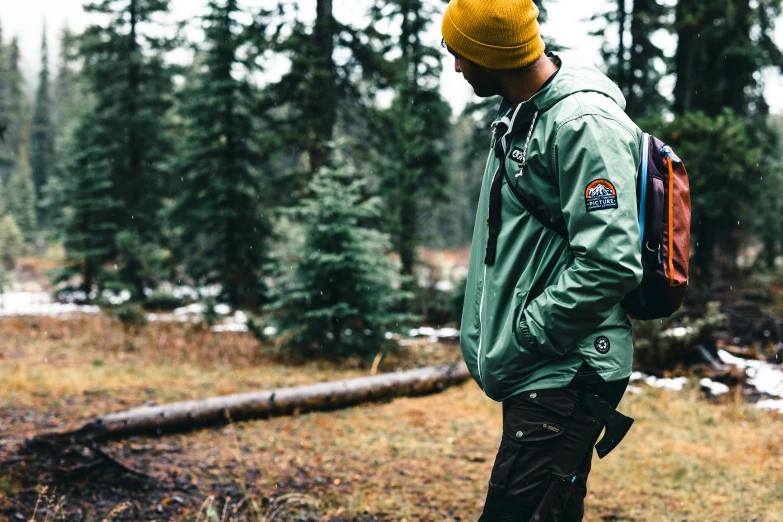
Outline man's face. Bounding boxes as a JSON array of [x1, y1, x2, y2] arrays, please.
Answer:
[[447, 46, 500, 98]]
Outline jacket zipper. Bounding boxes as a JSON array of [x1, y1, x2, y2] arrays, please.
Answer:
[[478, 105, 522, 391], [476, 264, 487, 389], [661, 145, 679, 285]]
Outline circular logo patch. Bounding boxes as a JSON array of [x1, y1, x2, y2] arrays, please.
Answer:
[[594, 336, 610, 354]]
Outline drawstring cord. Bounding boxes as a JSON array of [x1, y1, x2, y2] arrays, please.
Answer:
[[515, 110, 539, 187]]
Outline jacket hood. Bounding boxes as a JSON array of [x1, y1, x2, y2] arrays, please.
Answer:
[[494, 52, 626, 130]]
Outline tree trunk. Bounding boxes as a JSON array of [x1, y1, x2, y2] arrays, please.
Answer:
[[31, 364, 470, 443], [617, 0, 627, 95], [126, 0, 145, 299], [308, 0, 336, 174], [726, 0, 751, 115], [627, 0, 646, 118], [673, 0, 696, 114], [398, 189, 417, 279], [694, 219, 716, 287]]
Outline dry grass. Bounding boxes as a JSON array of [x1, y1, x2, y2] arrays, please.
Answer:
[[0, 315, 459, 433], [169, 383, 782, 521], [1, 314, 782, 521]]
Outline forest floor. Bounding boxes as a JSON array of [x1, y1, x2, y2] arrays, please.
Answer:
[[1, 315, 782, 521]]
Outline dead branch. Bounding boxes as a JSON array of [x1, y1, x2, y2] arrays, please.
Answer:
[[29, 363, 470, 444]]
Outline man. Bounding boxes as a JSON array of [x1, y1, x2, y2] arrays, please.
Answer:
[[441, 1, 644, 520]]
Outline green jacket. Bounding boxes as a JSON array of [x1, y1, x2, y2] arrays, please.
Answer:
[[461, 53, 644, 402]]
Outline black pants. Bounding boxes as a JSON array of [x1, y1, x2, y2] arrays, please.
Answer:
[[478, 379, 628, 522]]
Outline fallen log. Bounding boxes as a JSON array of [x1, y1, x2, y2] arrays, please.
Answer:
[[30, 363, 470, 444]]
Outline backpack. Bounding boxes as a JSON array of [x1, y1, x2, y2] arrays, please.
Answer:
[[622, 134, 691, 319], [495, 117, 691, 321]]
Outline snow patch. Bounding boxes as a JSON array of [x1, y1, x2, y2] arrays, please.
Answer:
[[213, 304, 231, 315], [173, 303, 206, 318], [434, 280, 455, 292], [210, 311, 249, 333], [662, 326, 696, 338], [407, 327, 460, 341], [104, 290, 132, 305], [211, 322, 249, 333], [756, 399, 783, 413], [644, 375, 689, 391], [717, 349, 783, 398], [700, 378, 730, 396], [0, 292, 100, 317]]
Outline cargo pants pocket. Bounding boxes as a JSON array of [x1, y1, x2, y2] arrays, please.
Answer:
[[487, 389, 578, 500]]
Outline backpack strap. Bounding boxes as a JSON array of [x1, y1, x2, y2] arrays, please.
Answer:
[[500, 112, 567, 239], [484, 111, 567, 266], [500, 158, 567, 239]]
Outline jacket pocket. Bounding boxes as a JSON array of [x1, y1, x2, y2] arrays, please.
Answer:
[[512, 291, 539, 353], [474, 276, 484, 329]]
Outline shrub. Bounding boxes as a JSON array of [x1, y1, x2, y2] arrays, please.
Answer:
[[142, 291, 186, 312], [267, 164, 411, 360], [0, 215, 23, 269], [633, 301, 726, 370], [111, 303, 148, 333]]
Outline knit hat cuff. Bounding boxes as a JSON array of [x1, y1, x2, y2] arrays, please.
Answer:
[[442, 7, 545, 70]]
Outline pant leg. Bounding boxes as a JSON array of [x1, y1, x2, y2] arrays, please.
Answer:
[[477, 494, 536, 522], [559, 440, 594, 522], [478, 388, 602, 522]]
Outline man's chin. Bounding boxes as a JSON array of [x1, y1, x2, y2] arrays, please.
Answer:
[[473, 90, 497, 98], [470, 85, 499, 98]]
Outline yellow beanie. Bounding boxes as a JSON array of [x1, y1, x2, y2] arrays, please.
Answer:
[[442, 0, 545, 70]]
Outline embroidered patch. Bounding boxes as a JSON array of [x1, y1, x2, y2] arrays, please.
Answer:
[[509, 146, 525, 164], [594, 336, 611, 354], [585, 179, 618, 212]]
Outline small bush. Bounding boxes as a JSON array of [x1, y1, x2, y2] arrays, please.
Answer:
[[268, 164, 411, 361], [112, 303, 148, 333], [0, 215, 23, 269], [0, 268, 11, 294], [413, 283, 459, 327], [633, 301, 726, 370], [142, 291, 186, 311]]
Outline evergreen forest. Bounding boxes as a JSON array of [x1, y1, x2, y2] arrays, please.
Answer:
[[1, 0, 783, 358], [3, 2, 783, 520]]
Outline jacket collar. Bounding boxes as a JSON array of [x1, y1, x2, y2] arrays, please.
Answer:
[[491, 53, 563, 133]]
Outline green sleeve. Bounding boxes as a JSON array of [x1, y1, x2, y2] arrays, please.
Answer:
[[516, 114, 643, 356]]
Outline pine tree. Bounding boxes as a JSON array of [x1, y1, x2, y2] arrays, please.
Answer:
[[667, 0, 783, 283], [593, 0, 669, 119], [533, 0, 564, 51], [626, 0, 668, 118], [64, 0, 174, 295], [269, 163, 408, 359], [0, 37, 30, 180], [30, 24, 56, 209], [673, 0, 783, 117], [371, 0, 451, 283], [262, 1, 337, 179], [0, 214, 23, 269], [261, 0, 388, 194], [0, 20, 7, 176], [41, 28, 89, 227], [649, 110, 783, 284], [63, 117, 118, 292], [6, 150, 36, 241], [0, 176, 6, 216], [172, 0, 271, 307]]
